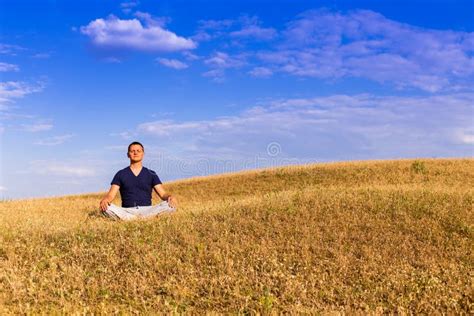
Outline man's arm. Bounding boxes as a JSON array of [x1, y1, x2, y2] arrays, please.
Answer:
[[153, 184, 178, 208], [100, 184, 120, 211]]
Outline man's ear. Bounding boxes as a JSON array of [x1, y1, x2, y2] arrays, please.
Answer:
[[127, 152, 130, 158]]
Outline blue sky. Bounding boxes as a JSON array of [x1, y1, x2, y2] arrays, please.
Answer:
[[0, 0, 473, 199]]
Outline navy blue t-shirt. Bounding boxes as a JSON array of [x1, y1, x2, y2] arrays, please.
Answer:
[[111, 166, 162, 207]]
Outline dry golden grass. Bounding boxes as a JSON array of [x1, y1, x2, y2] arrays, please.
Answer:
[[0, 158, 472, 313]]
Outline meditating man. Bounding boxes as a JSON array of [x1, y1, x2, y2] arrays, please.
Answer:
[[100, 141, 178, 220]]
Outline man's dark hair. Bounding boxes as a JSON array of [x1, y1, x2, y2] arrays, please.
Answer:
[[128, 141, 144, 152]]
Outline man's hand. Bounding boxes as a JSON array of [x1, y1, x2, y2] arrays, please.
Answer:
[[154, 184, 178, 209], [100, 198, 111, 212], [100, 185, 120, 212], [167, 195, 178, 209]]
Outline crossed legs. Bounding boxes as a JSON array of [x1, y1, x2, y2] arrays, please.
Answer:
[[103, 201, 176, 221]]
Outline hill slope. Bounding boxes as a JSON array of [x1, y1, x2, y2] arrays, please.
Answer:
[[0, 159, 473, 313]]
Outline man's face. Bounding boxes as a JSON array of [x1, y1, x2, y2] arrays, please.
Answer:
[[128, 144, 144, 162]]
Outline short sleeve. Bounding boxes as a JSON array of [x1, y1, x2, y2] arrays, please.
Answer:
[[150, 169, 162, 186], [111, 171, 122, 186]]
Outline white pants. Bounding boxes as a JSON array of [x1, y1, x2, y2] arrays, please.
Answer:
[[103, 201, 176, 221]]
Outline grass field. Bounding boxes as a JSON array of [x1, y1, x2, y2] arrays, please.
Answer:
[[0, 158, 472, 313]]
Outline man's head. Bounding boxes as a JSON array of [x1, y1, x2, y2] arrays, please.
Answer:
[[127, 141, 144, 163]]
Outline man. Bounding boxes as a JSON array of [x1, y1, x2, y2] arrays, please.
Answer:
[[100, 141, 178, 220]]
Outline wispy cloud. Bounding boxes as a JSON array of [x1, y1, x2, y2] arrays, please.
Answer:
[[120, 0, 139, 14], [134, 11, 171, 27], [203, 51, 247, 80], [193, 19, 234, 42], [133, 93, 473, 162], [182, 51, 201, 61], [255, 9, 474, 92], [204, 51, 247, 68], [194, 15, 276, 42], [156, 58, 188, 69], [8, 158, 113, 198], [28, 160, 96, 177], [0, 81, 45, 110], [0, 62, 19, 72], [105, 145, 127, 151], [0, 43, 25, 55], [230, 16, 277, 41], [248, 67, 273, 78], [80, 14, 196, 53], [102, 56, 122, 63], [0, 186, 7, 192], [202, 69, 226, 82], [230, 25, 277, 40], [454, 128, 474, 145], [31, 53, 51, 59], [198, 19, 235, 30], [21, 123, 53, 132], [109, 131, 136, 140], [195, 9, 474, 91], [460, 134, 474, 144], [34, 134, 74, 146]]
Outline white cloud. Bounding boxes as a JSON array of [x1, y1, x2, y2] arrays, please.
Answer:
[[248, 67, 273, 78], [109, 131, 135, 140], [133, 93, 474, 163], [230, 25, 277, 40], [0, 81, 45, 110], [454, 129, 474, 145], [7, 154, 122, 198], [0, 43, 25, 55], [139, 119, 206, 136], [0, 62, 19, 72], [105, 145, 127, 151], [202, 69, 225, 82], [34, 134, 74, 146], [120, 1, 139, 14], [191, 32, 211, 42], [230, 21, 277, 40], [204, 51, 246, 68], [28, 160, 96, 177], [203, 52, 247, 80], [196, 16, 276, 42], [459, 133, 474, 144], [198, 19, 235, 30], [134, 11, 171, 27], [0, 186, 7, 192], [103, 56, 122, 63], [193, 19, 234, 42], [196, 10, 473, 91], [156, 58, 188, 69], [182, 51, 200, 61], [21, 123, 53, 132], [253, 9, 474, 92], [80, 15, 196, 52], [31, 53, 51, 59]]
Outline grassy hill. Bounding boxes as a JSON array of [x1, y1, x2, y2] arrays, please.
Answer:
[[0, 158, 472, 313]]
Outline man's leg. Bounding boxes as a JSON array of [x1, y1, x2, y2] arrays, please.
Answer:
[[135, 201, 176, 219], [103, 203, 138, 221]]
